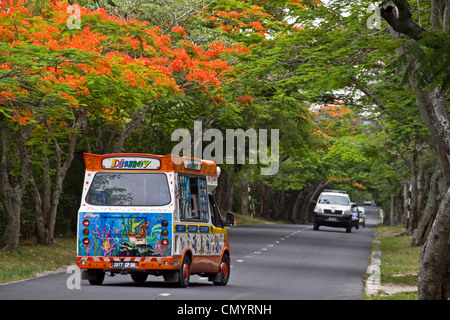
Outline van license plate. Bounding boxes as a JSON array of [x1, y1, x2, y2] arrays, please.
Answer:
[[327, 217, 338, 222], [111, 261, 138, 268]]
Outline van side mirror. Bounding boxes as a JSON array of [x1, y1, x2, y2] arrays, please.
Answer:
[[311, 200, 317, 205], [225, 212, 234, 227]]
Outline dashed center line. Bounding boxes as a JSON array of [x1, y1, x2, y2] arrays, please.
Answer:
[[234, 227, 310, 264], [159, 293, 171, 297]]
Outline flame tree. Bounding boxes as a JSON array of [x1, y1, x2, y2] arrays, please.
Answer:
[[0, 0, 247, 247]]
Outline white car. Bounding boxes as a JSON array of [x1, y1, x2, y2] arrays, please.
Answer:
[[359, 206, 366, 228], [352, 205, 360, 229], [313, 190, 355, 233]]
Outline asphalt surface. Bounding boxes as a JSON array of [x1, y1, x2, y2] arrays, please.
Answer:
[[0, 206, 378, 301]]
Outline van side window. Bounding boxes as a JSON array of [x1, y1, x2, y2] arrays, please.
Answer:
[[178, 175, 209, 222], [209, 194, 224, 228]]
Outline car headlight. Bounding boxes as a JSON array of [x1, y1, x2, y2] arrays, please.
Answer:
[[343, 209, 350, 215], [315, 207, 324, 214]]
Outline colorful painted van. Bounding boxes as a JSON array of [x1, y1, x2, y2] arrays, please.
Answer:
[[77, 153, 234, 287]]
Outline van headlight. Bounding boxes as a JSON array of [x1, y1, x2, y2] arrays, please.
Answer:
[[343, 209, 351, 215]]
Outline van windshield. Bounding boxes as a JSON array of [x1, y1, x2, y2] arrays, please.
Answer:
[[318, 195, 349, 206], [86, 172, 171, 206]]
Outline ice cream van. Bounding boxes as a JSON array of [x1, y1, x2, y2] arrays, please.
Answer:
[[77, 153, 234, 287]]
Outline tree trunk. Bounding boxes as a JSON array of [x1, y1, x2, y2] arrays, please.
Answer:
[[240, 174, 249, 215], [412, 161, 441, 246], [407, 53, 450, 299], [275, 181, 285, 221], [0, 124, 31, 250], [380, 1, 450, 299], [31, 112, 85, 245], [403, 178, 410, 228], [213, 170, 224, 209], [408, 149, 419, 234], [225, 170, 234, 213], [290, 180, 327, 223], [418, 185, 450, 300], [290, 189, 304, 222], [407, 44, 450, 302], [410, 151, 427, 234], [240, 181, 249, 215], [260, 182, 269, 219], [301, 180, 327, 223], [390, 193, 395, 226], [111, 105, 152, 153]]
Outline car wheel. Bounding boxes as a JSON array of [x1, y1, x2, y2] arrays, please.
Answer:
[[313, 221, 320, 231]]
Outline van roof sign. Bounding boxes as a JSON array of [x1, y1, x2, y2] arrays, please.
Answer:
[[84, 153, 218, 176], [101, 157, 161, 170], [183, 159, 201, 170]]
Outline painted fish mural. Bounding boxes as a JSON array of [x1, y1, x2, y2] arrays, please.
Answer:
[[78, 212, 172, 257]]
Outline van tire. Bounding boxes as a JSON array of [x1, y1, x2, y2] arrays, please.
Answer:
[[88, 270, 105, 285], [178, 255, 191, 288], [131, 273, 148, 283], [213, 254, 230, 286]]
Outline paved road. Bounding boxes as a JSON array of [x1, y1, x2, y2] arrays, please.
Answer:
[[0, 206, 378, 301]]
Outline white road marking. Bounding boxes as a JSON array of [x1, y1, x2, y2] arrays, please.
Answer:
[[159, 293, 171, 297]]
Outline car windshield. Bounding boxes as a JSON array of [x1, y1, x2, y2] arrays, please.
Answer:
[[86, 172, 171, 206], [318, 195, 350, 206]]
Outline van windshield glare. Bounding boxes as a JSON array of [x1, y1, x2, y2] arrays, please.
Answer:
[[86, 172, 171, 206]]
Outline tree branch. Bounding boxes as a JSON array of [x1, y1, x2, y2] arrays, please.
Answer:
[[352, 79, 387, 111], [380, 2, 427, 41]]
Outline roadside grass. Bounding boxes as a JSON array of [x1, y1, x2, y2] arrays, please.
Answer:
[[233, 213, 278, 225], [364, 225, 421, 300], [0, 237, 77, 284]]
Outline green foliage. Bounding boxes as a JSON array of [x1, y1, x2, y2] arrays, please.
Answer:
[[400, 30, 450, 92], [1, 0, 447, 242]]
